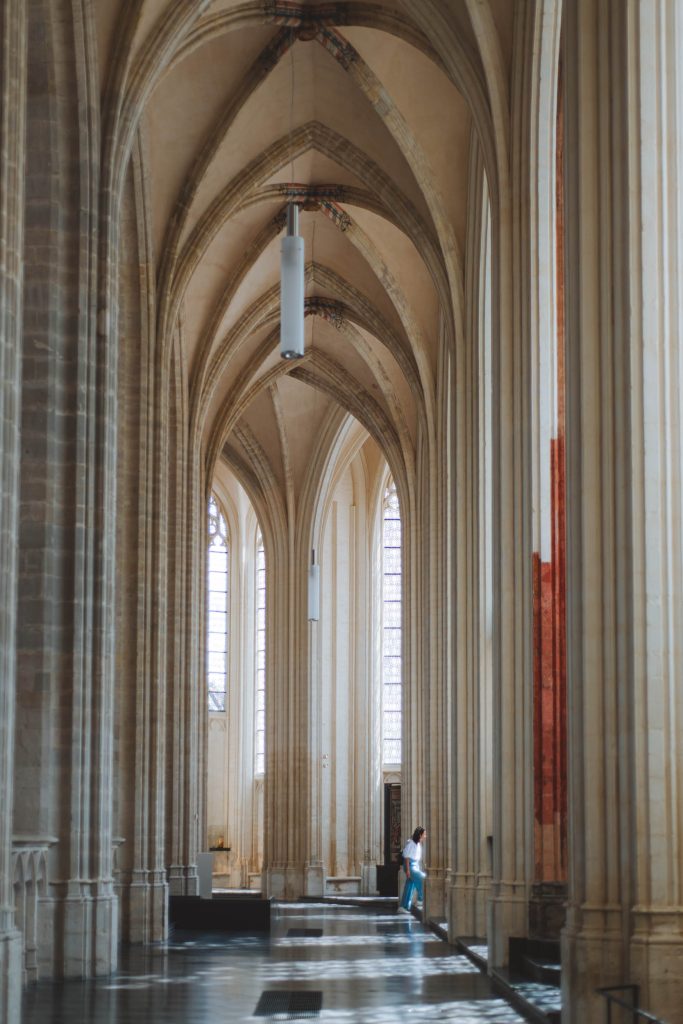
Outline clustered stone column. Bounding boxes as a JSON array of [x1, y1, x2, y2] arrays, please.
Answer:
[[242, 425, 415, 900], [0, 1, 27, 1021], [316, 472, 375, 891], [447, 155, 495, 943], [262, 523, 312, 897], [166, 429, 202, 899], [562, 2, 683, 1019], [487, 182, 535, 968], [17, 0, 118, 978], [418, 428, 450, 920], [113, 149, 169, 939], [261, 452, 379, 898], [526, 0, 567, 939]]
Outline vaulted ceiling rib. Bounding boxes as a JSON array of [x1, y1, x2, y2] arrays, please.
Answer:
[[96, 0, 492, 515]]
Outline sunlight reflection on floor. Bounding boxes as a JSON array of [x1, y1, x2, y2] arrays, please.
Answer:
[[468, 945, 489, 961], [26, 903, 547, 1024], [274, 933, 435, 947], [105, 951, 479, 989], [218, 954, 478, 982], [511, 980, 562, 1012], [243, 998, 528, 1023], [278, 912, 404, 923]]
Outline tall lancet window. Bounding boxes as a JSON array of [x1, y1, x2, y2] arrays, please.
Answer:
[[382, 479, 402, 764], [255, 531, 266, 775], [207, 494, 228, 711]]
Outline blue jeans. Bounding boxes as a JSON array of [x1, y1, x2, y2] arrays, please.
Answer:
[[401, 859, 425, 909]]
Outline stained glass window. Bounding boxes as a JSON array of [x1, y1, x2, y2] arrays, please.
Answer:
[[255, 532, 266, 775], [207, 495, 228, 711], [383, 480, 402, 764]]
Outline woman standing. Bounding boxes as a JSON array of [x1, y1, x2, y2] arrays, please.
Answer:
[[398, 826, 427, 913]]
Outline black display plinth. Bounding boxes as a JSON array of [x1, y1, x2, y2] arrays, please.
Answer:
[[169, 895, 271, 932]]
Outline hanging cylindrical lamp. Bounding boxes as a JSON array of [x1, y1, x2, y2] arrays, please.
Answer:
[[308, 547, 320, 622], [280, 202, 304, 360]]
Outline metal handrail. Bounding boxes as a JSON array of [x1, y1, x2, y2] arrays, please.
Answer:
[[596, 985, 668, 1024]]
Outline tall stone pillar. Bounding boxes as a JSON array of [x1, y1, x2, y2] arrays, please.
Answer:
[[563, 2, 683, 1019], [400, 488, 421, 856], [0, 0, 26, 1018], [114, 155, 168, 941], [474, 197, 494, 936], [420, 433, 449, 919], [263, 528, 316, 898], [15, 0, 117, 978], [167, 412, 200, 897], [355, 490, 382, 897], [526, 0, 567, 940], [448, 163, 490, 941], [626, 7, 683, 1012], [487, 185, 534, 966]]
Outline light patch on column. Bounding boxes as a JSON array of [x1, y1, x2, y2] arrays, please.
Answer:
[[382, 479, 402, 766], [255, 531, 266, 775], [207, 495, 229, 712]]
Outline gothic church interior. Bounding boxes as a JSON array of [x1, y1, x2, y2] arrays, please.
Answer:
[[1, 1, 682, 1022]]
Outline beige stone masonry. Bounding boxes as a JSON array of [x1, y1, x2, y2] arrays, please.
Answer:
[[563, 1, 683, 1019], [0, 0, 27, 1020]]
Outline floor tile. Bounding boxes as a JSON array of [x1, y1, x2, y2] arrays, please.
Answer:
[[22, 902, 529, 1023]]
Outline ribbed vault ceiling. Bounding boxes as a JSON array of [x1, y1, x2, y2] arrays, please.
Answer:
[[95, 0, 512, 509]]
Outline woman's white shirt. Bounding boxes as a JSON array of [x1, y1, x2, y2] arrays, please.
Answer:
[[402, 839, 421, 863]]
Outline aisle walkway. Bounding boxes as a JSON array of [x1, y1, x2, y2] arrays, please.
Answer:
[[23, 902, 529, 1023]]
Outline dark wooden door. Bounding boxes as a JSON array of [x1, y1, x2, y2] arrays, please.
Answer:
[[377, 783, 401, 896]]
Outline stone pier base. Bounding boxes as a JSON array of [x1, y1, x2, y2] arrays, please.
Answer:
[[487, 887, 528, 968], [630, 919, 683, 1024], [0, 926, 22, 1024], [39, 891, 118, 978], [119, 876, 168, 943], [447, 874, 477, 940], [561, 913, 625, 1024]]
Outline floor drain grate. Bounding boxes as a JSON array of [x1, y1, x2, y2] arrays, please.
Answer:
[[286, 928, 323, 938], [254, 990, 323, 1018]]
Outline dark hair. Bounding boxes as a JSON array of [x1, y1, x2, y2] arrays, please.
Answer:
[[412, 826, 425, 843]]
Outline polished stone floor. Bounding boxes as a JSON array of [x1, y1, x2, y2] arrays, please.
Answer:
[[22, 902, 529, 1023]]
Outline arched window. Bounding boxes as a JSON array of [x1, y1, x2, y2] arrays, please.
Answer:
[[382, 479, 402, 764], [255, 531, 266, 775], [207, 494, 228, 711]]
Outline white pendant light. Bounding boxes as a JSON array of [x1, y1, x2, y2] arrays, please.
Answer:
[[280, 202, 304, 360], [308, 547, 320, 621]]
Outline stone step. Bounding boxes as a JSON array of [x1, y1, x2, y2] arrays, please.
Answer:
[[426, 917, 448, 942], [510, 937, 561, 986], [490, 966, 562, 1024], [455, 937, 561, 1024], [521, 954, 562, 987], [455, 936, 489, 972]]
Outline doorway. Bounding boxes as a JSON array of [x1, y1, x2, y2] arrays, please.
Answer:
[[377, 783, 401, 896]]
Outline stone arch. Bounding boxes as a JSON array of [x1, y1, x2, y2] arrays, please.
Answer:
[[160, 120, 447, 349], [187, 198, 435, 417], [198, 283, 422, 439]]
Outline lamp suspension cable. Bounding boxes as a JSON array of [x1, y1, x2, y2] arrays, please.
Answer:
[[280, 30, 304, 360], [289, 30, 295, 182]]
